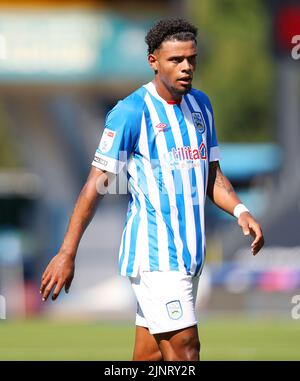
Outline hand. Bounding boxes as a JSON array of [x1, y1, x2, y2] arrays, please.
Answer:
[[40, 254, 75, 301], [238, 212, 264, 255]]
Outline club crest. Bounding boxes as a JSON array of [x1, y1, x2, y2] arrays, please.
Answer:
[[192, 112, 205, 134], [166, 300, 183, 320]]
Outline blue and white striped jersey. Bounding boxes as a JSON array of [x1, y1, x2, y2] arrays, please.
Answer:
[[92, 82, 220, 278]]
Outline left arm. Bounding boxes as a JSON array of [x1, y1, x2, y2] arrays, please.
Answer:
[[207, 161, 264, 255]]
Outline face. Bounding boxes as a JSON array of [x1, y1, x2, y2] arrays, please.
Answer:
[[148, 39, 197, 100]]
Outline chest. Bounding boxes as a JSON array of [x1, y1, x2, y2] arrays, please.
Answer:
[[140, 104, 208, 166]]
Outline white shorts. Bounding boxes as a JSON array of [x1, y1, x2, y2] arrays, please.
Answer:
[[129, 271, 199, 335]]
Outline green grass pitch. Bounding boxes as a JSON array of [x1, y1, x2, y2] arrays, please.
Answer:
[[0, 316, 300, 360]]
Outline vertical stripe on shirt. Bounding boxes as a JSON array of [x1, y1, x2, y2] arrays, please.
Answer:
[[162, 102, 197, 274], [144, 93, 188, 272], [181, 96, 206, 275]]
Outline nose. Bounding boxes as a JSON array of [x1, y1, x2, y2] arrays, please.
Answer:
[[181, 58, 193, 73]]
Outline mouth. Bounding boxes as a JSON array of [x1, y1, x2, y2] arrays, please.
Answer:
[[177, 77, 192, 86]]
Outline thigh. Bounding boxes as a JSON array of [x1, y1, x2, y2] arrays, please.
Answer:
[[155, 325, 200, 361], [133, 326, 162, 361]]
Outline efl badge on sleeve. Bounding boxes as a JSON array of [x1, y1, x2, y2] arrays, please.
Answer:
[[99, 128, 116, 153], [192, 112, 205, 134]]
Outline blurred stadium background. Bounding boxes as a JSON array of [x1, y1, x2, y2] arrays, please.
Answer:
[[0, 0, 300, 360]]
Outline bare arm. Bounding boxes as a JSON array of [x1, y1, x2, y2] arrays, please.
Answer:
[[207, 161, 240, 214], [40, 166, 114, 301], [207, 161, 264, 255]]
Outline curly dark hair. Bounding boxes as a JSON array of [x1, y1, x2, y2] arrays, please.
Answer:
[[145, 18, 198, 55]]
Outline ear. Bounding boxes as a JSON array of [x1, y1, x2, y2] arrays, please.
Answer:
[[148, 54, 158, 74]]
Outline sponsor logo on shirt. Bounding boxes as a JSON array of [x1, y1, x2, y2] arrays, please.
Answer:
[[192, 112, 205, 134], [99, 128, 116, 153], [163, 143, 207, 167], [166, 300, 183, 320]]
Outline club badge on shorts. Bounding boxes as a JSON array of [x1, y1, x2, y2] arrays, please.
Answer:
[[192, 112, 205, 134], [166, 300, 183, 320], [99, 128, 116, 153]]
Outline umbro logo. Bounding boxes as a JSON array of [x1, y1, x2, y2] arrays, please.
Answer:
[[155, 122, 168, 132]]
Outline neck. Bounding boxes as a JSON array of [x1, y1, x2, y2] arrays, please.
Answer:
[[152, 78, 182, 103]]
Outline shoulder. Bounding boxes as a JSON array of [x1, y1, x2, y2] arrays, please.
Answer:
[[109, 86, 147, 118], [189, 88, 213, 112]]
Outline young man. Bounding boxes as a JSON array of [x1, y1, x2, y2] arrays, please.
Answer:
[[40, 19, 264, 361]]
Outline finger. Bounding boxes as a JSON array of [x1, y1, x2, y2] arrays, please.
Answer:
[[64, 277, 73, 294], [252, 237, 264, 256], [240, 222, 250, 236], [40, 273, 52, 295], [42, 279, 57, 301], [251, 238, 260, 255], [252, 244, 261, 256], [251, 234, 264, 255], [251, 232, 260, 247], [52, 281, 64, 301], [41, 270, 49, 281], [249, 225, 262, 245]]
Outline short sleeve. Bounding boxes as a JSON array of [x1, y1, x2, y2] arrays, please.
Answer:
[[92, 100, 141, 174], [203, 96, 220, 162]]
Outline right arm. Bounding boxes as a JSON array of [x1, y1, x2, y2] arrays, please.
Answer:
[[41, 98, 140, 301], [40, 166, 114, 301]]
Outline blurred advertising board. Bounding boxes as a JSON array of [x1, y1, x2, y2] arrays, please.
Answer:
[[0, 10, 153, 82]]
